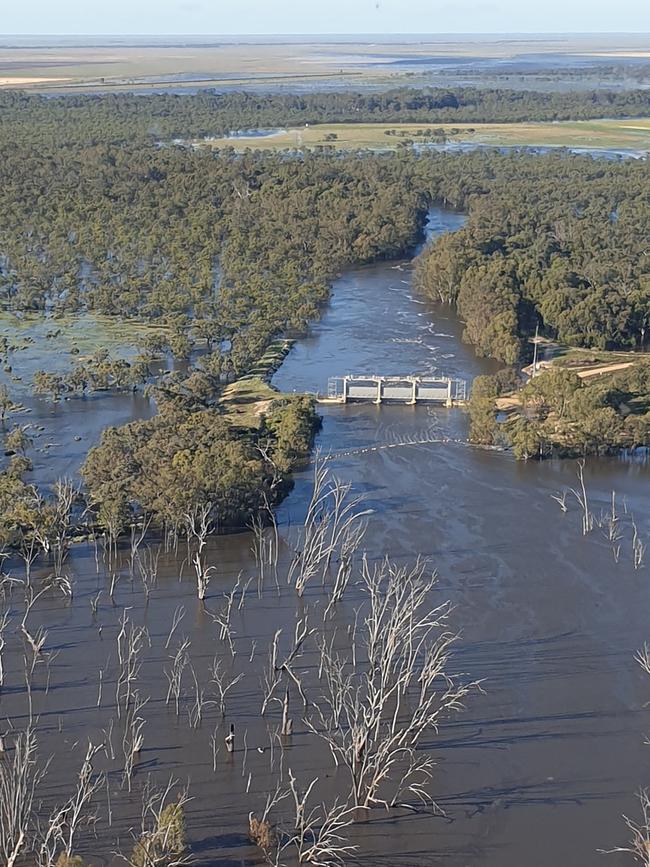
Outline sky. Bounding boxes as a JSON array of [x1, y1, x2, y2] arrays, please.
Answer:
[[3, 0, 650, 35]]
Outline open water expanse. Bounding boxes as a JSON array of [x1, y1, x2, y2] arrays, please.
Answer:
[[1, 208, 649, 866], [272, 208, 650, 865]]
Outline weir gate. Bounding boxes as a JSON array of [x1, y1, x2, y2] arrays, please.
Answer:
[[325, 375, 467, 406]]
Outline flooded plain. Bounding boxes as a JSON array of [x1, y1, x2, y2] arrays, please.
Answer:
[[1, 208, 649, 867], [0, 313, 168, 485]]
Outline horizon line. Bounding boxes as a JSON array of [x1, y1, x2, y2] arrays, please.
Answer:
[[2, 30, 650, 38]]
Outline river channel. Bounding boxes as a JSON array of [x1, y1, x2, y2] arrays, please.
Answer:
[[272, 207, 650, 866], [1, 207, 648, 867]]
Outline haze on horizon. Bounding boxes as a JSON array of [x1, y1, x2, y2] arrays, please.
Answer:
[[4, 0, 650, 37]]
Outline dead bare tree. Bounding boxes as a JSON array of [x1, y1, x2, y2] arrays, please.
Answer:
[[602, 789, 650, 865], [287, 461, 370, 598], [18, 522, 41, 587], [557, 475, 646, 572], [248, 782, 289, 863], [165, 605, 185, 650], [115, 611, 149, 720], [36, 740, 104, 866], [569, 459, 593, 535], [90, 590, 101, 618], [281, 686, 293, 737], [20, 585, 53, 685], [261, 615, 314, 716], [603, 639, 650, 861], [0, 571, 23, 606], [209, 725, 219, 773], [129, 516, 152, 580], [237, 575, 254, 611], [633, 648, 650, 687], [188, 664, 212, 729], [251, 770, 355, 867], [306, 556, 477, 810], [209, 655, 243, 717], [251, 514, 269, 596], [600, 490, 624, 563], [550, 489, 568, 512], [0, 727, 47, 867], [101, 718, 116, 763], [122, 691, 148, 792], [324, 515, 366, 618], [50, 478, 76, 583], [285, 769, 356, 867], [164, 637, 191, 716], [207, 576, 242, 655], [135, 546, 160, 602], [632, 518, 646, 571], [109, 572, 120, 605], [185, 503, 216, 601], [0, 609, 10, 689], [251, 500, 281, 596]]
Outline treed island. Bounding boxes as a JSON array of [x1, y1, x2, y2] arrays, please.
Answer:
[[0, 86, 648, 546]]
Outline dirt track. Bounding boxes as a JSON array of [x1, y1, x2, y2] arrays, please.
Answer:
[[575, 361, 635, 378]]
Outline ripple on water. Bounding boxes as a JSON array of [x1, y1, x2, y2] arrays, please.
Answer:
[[271, 206, 650, 867]]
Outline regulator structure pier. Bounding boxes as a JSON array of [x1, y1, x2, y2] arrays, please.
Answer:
[[320, 375, 467, 406]]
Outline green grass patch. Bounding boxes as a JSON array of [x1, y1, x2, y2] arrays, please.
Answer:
[[219, 376, 282, 429], [551, 347, 642, 367], [202, 119, 650, 153], [218, 338, 296, 429]]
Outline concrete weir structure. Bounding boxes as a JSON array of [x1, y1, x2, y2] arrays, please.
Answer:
[[324, 375, 467, 406]]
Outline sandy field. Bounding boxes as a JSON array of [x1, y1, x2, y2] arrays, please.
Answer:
[[0, 76, 71, 85]]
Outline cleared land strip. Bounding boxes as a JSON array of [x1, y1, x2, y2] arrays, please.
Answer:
[[575, 361, 636, 379], [202, 119, 650, 152]]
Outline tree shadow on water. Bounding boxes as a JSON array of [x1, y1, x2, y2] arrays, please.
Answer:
[[191, 831, 255, 867]]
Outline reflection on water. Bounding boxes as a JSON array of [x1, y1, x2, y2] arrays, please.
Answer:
[[1, 208, 648, 867], [0, 312, 159, 486], [23, 390, 155, 487]]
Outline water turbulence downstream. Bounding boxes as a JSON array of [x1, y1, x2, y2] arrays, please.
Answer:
[[273, 206, 650, 867], [0, 207, 647, 867]]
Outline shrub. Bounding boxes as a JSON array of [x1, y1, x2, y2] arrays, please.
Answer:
[[249, 813, 277, 854]]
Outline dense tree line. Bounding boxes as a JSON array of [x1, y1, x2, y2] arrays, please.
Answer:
[[80, 390, 318, 534], [0, 139, 647, 367], [469, 362, 650, 458], [414, 151, 650, 362], [0, 145, 427, 376], [1, 86, 650, 147], [0, 90, 647, 512], [487, 62, 650, 85], [0, 370, 318, 540]]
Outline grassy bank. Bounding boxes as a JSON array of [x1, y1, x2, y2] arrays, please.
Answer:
[[218, 339, 296, 429]]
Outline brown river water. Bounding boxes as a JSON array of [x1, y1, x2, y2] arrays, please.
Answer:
[[1, 208, 649, 867]]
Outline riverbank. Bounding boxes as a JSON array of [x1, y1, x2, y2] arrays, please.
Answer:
[[471, 351, 650, 459]]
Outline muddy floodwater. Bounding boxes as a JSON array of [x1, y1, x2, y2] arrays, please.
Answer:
[[2, 208, 649, 867], [0, 312, 162, 485]]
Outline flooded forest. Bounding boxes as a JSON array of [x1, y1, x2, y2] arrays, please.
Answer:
[[0, 88, 648, 867]]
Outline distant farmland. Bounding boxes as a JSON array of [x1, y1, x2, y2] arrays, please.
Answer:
[[201, 119, 650, 153]]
